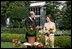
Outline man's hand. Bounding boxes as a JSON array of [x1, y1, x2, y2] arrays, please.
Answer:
[[30, 28, 33, 30]]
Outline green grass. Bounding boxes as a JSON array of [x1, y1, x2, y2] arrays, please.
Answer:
[[1, 42, 53, 48], [1, 42, 16, 48]]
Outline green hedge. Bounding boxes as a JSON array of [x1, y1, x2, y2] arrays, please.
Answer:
[[1, 33, 26, 42], [1, 28, 26, 34], [1, 28, 71, 35], [54, 29, 71, 35], [55, 36, 71, 48], [1, 42, 16, 48]]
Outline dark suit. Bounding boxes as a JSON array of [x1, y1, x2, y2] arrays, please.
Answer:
[[25, 17, 37, 42], [25, 17, 36, 28]]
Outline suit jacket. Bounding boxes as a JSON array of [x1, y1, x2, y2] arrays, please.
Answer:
[[25, 17, 37, 29], [25, 17, 37, 40]]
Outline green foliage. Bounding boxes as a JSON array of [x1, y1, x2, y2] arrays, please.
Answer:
[[26, 30, 37, 36], [55, 36, 71, 48], [1, 28, 71, 35], [1, 33, 26, 42], [46, 1, 71, 29], [61, 1, 71, 29], [1, 1, 29, 18], [1, 42, 15, 48], [1, 1, 29, 28], [1, 36, 71, 48], [1, 28, 26, 34], [1, 1, 9, 17], [36, 33, 45, 44], [1, 28, 71, 48], [54, 29, 71, 35], [1, 1, 71, 29]]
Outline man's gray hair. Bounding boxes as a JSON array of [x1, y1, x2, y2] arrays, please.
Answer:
[[30, 11, 35, 14]]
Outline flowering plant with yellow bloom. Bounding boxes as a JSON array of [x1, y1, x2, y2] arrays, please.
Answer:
[[45, 28, 54, 36]]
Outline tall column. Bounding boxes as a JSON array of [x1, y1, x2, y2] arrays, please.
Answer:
[[40, 7, 46, 26]]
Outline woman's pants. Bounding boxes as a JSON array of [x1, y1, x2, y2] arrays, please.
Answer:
[[45, 34, 54, 48]]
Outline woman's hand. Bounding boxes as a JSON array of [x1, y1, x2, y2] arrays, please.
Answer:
[[46, 31, 50, 35], [49, 28, 54, 33], [45, 31, 50, 36], [44, 30, 50, 34]]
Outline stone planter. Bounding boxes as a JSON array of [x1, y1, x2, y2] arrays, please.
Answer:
[[27, 36, 36, 45]]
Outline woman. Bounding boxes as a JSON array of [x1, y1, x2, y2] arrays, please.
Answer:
[[43, 14, 56, 48]]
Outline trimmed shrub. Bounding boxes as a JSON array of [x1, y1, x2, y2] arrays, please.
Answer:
[[1, 28, 71, 35], [54, 29, 71, 35], [55, 36, 71, 48], [1, 28, 26, 34], [1, 33, 26, 42]]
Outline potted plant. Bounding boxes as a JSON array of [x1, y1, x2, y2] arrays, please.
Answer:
[[25, 25, 42, 44]]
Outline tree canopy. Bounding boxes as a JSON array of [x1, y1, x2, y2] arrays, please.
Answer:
[[1, 1, 71, 29]]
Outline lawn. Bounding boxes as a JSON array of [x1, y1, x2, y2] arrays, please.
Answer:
[[1, 42, 16, 48]]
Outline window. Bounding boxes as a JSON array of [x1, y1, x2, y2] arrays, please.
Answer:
[[29, 7, 40, 15]]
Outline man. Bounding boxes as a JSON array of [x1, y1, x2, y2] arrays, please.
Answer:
[[25, 11, 37, 42]]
